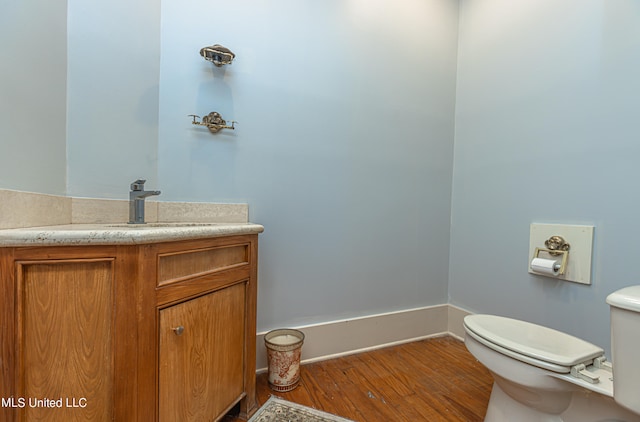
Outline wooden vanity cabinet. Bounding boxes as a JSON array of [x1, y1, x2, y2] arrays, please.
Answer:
[[146, 235, 259, 421], [0, 234, 258, 422]]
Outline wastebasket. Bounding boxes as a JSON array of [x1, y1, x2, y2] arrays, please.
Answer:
[[264, 328, 305, 392]]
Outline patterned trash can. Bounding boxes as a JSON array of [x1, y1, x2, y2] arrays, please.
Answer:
[[264, 329, 305, 392]]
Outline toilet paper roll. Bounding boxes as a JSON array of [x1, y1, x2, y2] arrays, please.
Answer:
[[530, 257, 560, 276]]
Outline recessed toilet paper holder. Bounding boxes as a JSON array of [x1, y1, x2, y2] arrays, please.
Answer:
[[532, 235, 570, 275]]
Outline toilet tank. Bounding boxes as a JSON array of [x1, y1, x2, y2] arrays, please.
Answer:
[[606, 285, 640, 415]]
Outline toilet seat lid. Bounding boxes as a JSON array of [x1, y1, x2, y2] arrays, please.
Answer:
[[464, 314, 604, 369]]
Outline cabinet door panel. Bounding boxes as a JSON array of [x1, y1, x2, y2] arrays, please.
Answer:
[[17, 260, 114, 421], [159, 282, 245, 421]]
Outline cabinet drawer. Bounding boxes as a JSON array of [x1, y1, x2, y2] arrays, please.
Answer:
[[157, 244, 248, 286]]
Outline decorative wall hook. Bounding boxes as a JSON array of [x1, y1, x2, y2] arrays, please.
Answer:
[[544, 235, 571, 256], [199, 44, 235, 66], [189, 112, 237, 133]]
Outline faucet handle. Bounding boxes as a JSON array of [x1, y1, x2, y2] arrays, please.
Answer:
[[130, 179, 146, 191]]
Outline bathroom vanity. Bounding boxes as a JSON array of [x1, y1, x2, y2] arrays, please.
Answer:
[[0, 223, 263, 421]]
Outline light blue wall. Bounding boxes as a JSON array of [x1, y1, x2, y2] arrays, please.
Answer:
[[158, 0, 459, 329], [66, 0, 160, 198], [2, 0, 457, 332], [450, 0, 640, 356], [0, 0, 67, 194], [6, 0, 638, 355]]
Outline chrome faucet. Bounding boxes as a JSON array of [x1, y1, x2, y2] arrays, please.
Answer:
[[129, 179, 161, 224]]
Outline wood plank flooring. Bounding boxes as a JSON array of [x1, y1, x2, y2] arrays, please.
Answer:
[[226, 336, 493, 422]]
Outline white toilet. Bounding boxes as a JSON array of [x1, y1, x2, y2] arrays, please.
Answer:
[[463, 285, 640, 422]]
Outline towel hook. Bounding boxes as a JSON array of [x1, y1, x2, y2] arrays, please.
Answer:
[[189, 112, 237, 133], [199, 44, 235, 66]]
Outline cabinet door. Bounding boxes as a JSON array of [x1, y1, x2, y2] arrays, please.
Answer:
[[16, 260, 114, 421], [159, 282, 245, 421]]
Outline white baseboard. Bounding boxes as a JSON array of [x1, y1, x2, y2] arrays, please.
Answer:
[[256, 303, 471, 373], [448, 303, 472, 340]]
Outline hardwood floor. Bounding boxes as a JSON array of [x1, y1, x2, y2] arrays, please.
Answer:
[[227, 336, 493, 421]]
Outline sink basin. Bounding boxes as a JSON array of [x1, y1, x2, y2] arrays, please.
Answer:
[[106, 222, 221, 228]]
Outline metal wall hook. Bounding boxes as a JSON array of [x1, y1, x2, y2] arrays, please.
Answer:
[[189, 112, 237, 133], [200, 44, 235, 66], [544, 235, 570, 255]]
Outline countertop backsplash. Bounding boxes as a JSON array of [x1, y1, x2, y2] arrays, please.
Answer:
[[0, 188, 249, 229]]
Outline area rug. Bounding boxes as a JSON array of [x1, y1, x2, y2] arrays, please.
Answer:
[[248, 396, 355, 422]]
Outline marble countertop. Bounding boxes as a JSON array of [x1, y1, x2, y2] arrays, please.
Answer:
[[0, 222, 264, 246]]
